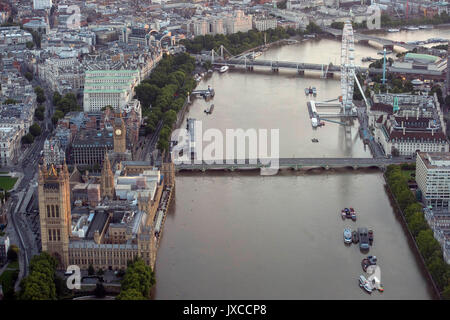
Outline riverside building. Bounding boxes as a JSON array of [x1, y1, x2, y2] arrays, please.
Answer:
[[83, 70, 141, 113], [39, 123, 176, 270], [416, 152, 450, 209]]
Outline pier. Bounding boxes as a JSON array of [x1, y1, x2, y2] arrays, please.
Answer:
[[191, 87, 215, 99]]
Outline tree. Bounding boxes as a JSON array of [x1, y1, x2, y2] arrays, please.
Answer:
[[88, 264, 95, 276], [416, 229, 441, 263], [35, 106, 45, 121], [52, 92, 61, 106], [442, 285, 450, 300], [391, 147, 400, 157], [305, 22, 322, 34], [24, 72, 33, 81], [35, 87, 46, 104], [427, 253, 448, 289], [116, 257, 156, 300], [163, 110, 177, 127], [397, 188, 415, 211], [21, 133, 34, 144], [116, 288, 146, 300], [100, 105, 113, 111], [445, 95, 450, 107], [29, 123, 42, 137], [407, 211, 428, 237], [404, 203, 423, 220], [3, 98, 17, 105], [26, 41, 34, 49], [157, 138, 169, 153], [7, 245, 19, 262], [19, 252, 58, 300], [94, 282, 106, 298]]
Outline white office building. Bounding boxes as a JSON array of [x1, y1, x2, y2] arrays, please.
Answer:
[[83, 70, 141, 112], [33, 0, 52, 10], [416, 152, 450, 209], [253, 17, 277, 31]]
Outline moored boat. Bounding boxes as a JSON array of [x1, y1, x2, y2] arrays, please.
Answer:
[[352, 230, 359, 244], [343, 228, 352, 244], [204, 104, 215, 114], [342, 208, 351, 219], [350, 207, 356, 221], [368, 229, 374, 245], [361, 57, 375, 62], [359, 275, 373, 293], [219, 65, 229, 73], [359, 227, 370, 250]]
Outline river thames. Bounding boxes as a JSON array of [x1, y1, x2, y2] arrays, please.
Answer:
[[153, 32, 441, 299]]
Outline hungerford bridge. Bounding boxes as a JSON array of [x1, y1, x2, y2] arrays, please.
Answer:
[[175, 157, 415, 172], [203, 47, 384, 78], [201, 24, 388, 78], [203, 22, 372, 125]]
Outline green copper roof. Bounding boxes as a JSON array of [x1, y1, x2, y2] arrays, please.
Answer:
[[85, 76, 136, 80], [85, 69, 139, 74], [84, 82, 133, 87], [84, 89, 126, 93], [405, 53, 439, 63]]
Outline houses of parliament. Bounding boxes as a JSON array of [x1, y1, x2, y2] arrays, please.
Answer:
[[38, 113, 175, 271]]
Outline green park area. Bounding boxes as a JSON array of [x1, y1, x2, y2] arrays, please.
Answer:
[[0, 245, 20, 300], [0, 176, 17, 191]]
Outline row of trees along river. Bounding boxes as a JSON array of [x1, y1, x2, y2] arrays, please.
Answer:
[[179, 23, 323, 56], [386, 164, 450, 299], [134, 53, 197, 153]]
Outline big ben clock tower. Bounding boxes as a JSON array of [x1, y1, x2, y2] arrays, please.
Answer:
[[113, 114, 126, 153]]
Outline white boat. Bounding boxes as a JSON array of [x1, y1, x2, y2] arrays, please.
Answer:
[[253, 51, 263, 58], [387, 28, 400, 32], [359, 275, 373, 293], [406, 26, 419, 31], [219, 66, 229, 73], [411, 79, 423, 86]]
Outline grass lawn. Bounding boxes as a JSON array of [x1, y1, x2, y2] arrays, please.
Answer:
[[0, 176, 17, 191], [7, 260, 19, 270], [400, 169, 415, 182], [0, 261, 19, 296]]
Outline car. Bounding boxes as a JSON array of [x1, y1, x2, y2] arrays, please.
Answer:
[[343, 228, 352, 244]]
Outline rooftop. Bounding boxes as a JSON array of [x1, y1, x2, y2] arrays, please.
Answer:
[[418, 152, 450, 169]]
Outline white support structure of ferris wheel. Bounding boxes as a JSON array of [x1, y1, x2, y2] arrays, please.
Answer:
[[340, 21, 356, 115]]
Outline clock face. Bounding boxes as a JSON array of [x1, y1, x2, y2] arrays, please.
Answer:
[[115, 129, 122, 136]]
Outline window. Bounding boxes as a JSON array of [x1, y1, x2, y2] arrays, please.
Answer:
[[51, 205, 55, 217], [55, 205, 59, 218], [48, 230, 52, 241], [47, 205, 50, 218]]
